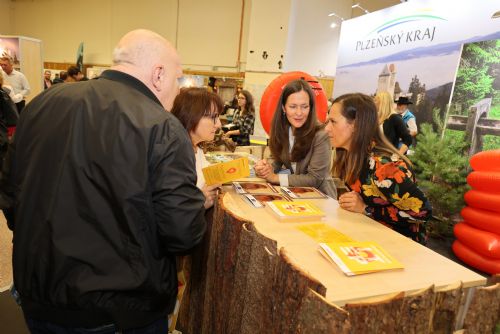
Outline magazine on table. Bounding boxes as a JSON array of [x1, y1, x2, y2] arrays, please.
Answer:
[[266, 200, 325, 221], [233, 181, 278, 195], [242, 193, 290, 208], [319, 241, 404, 276], [296, 223, 354, 243], [280, 186, 327, 199]]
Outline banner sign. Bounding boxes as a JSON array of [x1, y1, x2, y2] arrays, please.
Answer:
[[334, 0, 500, 99]]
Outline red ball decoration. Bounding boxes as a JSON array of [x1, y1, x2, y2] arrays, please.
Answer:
[[259, 71, 328, 135]]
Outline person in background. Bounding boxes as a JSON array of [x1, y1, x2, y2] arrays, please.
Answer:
[[395, 96, 417, 137], [0, 29, 206, 333], [171, 87, 223, 209], [223, 89, 255, 146], [374, 91, 412, 155], [0, 56, 30, 114], [254, 79, 336, 198], [0, 71, 19, 160], [52, 72, 65, 84], [325, 93, 431, 244], [65, 65, 84, 82], [43, 70, 52, 89]]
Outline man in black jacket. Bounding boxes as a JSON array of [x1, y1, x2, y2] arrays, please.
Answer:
[[0, 29, 206, 333]]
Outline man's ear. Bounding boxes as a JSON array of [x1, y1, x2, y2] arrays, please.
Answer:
[[152, 65, 164, 91]]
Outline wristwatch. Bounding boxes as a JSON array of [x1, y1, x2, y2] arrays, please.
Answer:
[[363, 205, 374, 217]]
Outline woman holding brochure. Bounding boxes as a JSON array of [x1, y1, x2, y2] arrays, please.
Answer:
[[254, 79, 337, 198], [325, 93, 431, 244], [171, 87, 222, 208]]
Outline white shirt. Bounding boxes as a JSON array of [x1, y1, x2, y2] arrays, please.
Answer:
[[2, 69, 30, 98], [1, 84, 23, 103], [195, 147, 210, 189], [402, 109, 417, 134], [278, 127, 296, 187]]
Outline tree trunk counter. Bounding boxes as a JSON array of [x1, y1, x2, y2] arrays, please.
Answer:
[[177, 189, 494, 334]]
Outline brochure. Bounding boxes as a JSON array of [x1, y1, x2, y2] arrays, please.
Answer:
[[280, 186, 327, 199], [319, 241, 404, 276], [242, 193, 290, 208], [202, 157, 250, 185], [266, 200, 325, 221], [296, 223, 354, 243], [233, 181, 277, 195]]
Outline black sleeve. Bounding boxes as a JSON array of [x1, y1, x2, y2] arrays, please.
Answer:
[[149, 117, 206, 255], [0, 138, 17, 230], [392, 114, 412, 147], [1, 90, 19, 127]]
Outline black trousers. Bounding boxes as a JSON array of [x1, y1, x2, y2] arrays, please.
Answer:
[[15, 100, 25, 114]]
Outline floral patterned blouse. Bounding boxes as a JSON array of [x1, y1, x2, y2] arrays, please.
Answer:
[[349, 152, 432, 244]]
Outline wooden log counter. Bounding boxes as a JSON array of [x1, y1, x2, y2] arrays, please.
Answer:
[[177, 186, 497, 334]]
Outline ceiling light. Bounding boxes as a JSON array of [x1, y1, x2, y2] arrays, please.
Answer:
[[352, 3, 370, 14], [328, 12, 345, 20]]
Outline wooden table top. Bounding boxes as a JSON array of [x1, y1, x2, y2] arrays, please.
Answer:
[[221, 187, 487, 306]]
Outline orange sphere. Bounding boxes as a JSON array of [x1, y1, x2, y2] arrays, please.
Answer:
[[259, 71, 328, 135]]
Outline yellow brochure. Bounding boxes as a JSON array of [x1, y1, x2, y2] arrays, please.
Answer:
[[266, 200, 325, 221], [202, 157, 250, 185], [319, 241, 404, 276], [296, 223, 354, 243]]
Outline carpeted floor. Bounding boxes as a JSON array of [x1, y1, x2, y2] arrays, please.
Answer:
[[0, 291, 29, 333], [0, 212, 28, 333], [0, 211, 13, 292]]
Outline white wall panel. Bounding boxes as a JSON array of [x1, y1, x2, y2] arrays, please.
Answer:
[[177, 0, 242, 68], [246, 0, 291, 72]]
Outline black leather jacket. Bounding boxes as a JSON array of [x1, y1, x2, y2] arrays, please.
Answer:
[[0, 70, 206, 329]]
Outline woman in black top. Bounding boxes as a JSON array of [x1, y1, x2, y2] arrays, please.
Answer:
[[374, 91, 412, 155]]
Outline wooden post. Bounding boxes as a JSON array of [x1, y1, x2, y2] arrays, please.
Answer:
[[296, 289, 350, 334], [432, 282, 464, 334], [270, 248, 327, 334], [396, 286, 435, 334], [463, 283, 500, 334], [344, 292, 405, 334]]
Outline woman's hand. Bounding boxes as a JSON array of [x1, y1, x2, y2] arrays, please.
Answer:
[[255, 159, 272, 177], [338, 191, 366, 214], [202, 183, 221, 208], [254, 160, 279, 184]]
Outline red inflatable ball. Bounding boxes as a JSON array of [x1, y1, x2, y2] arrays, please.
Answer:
[[464, 189, 500, 213], [453, 222, 500, 259], [461, 206, 500, 235], [452, 240, 500, 274], [259, 71, 328, 135], [467, 171, 500, 193], [469, 149, 500, 172]]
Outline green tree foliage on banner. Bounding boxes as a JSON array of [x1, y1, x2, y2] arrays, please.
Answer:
[[453, 40, 500, 114]]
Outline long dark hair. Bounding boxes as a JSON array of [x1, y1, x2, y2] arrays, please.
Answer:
[[331, 93, 410, 185], [238, 90, 255, 116], [269, 79, 322, 165], [171, 87, 223, 142]]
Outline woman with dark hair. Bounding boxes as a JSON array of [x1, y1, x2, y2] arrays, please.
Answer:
[[325, 93, 431, 244], [254, 79, 336, 198], [171, 87, 223, 208], [223, 89, 255, 145]]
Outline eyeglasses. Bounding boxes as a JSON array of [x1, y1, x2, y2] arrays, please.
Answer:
[[203, 112, 220, 124]]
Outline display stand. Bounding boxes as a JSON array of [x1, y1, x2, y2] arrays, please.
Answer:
[[176, 189, 496, 334]]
